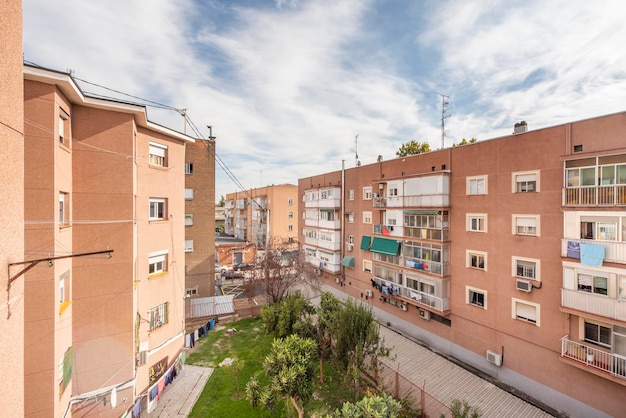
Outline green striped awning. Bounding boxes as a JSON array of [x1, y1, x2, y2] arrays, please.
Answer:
[[320, 209, 334, 213], [370, 237, 400, 256], [404, 209, 441, 215], [341, 256, 355, 268], [360, 235, 372, 250]]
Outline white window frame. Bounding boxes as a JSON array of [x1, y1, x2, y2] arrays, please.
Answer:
[[363, 259, 372, 273], [466, 213, 487, 232], [363, 187, 372, 200], [185, 213, 193, 226], [466, 250, 487, 271], [59, 108, 69, 145], [288, 211, 294, 219], [467, 175, 487, 195], [59, 192, 69, 226], [513, 214, 540, 236], [348, 189, 355, 200], [59, 270, 70, 304], [185, 240, 194, 252], [512, 256, 540, 280], [348, 235, 354, 245], [149, 198, 167, 220], [388, 187, 399, 197], [186, 288, 198, 297], [513, 170, 539, 193], [512, 298, 540, 326], [577, 272, 609, 296], [466, 286, 487, 309], [148, 250, 168, 276], [185, 162, 193, 175], [363, 211, 372, 224], [288, 198, 294, 206], [583, 319, 611, 348], [148, 142, 168, 167], [288, 224, 293, 231], [185, 189, 194, 201]]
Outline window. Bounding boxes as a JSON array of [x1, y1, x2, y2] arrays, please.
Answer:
[[185, 213, 193, 226], [363, 187, 372, 200], [288, 211, 294, 219], [388, 187, 398, 196], [149, 302, 169, 331], [59, 270, 71, 313], [581, 220, 617, 241], [288, 198, 294, 206], [513, 298, 539, 325], [288, 224, 293, 231], [513, 171, 539, 193], [513, 257, 538, 280], [467, 176, 487, 195], [347, 212, 355, 223], [149, 142, 168, 167], [513, 215, 539, 236], [348, 235, 354, 245], [467, 214, 486, 232], [348, 189, 355, 200], [185, 189, 194, 200], [363, 211, 372, 224], [149, 198, 167, 220], [59, 108, 69, 145], [185, 162, 193, 174], [363, 259, 372, 273], [467, 286, 486, 308], [566, 166, 595, 187], [58, 347, 73, 395], [148, 250, 168, 276], [186, 288, 198, 297], [185, 240, 194, 252], [59, 192, 69, 226], [467, 250, 486, 270], [577, 273, 608, 295], [584, 320, 611, 348]]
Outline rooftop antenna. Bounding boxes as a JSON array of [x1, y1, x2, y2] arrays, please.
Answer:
[[439, 93, 452, 148], [355, 134, 360, 167]]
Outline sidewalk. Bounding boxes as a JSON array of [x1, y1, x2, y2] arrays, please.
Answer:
[[150, 365, 213, 417]]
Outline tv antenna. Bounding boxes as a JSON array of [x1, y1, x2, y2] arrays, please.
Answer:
[[355, 134, 360, 166], [439, 93, 452, 149]]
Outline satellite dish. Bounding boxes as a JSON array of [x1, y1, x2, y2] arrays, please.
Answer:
[[110, 387, 117, 408]]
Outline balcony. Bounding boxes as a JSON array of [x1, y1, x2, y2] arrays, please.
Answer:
[[372, 278, 449, 313], [373, 224, 401, 237], [561, 238, 626, 264], [373, 197, 387, 208], [563, 185, 626, 207], [317, 239, 341, 252], [319, 219, 340, 230], [304, 218, 319, 227], [561, 336, 626, 384], [561, 288, 626, 321]]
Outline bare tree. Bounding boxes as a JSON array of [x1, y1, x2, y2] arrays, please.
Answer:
[[249, 237, 320, 305]]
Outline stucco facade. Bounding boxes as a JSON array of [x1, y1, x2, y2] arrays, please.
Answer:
[[299, 113, 626, 417], [23, 65, 193, 417]]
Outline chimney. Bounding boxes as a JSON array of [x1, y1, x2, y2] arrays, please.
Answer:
[[513, 121, 528, 134]]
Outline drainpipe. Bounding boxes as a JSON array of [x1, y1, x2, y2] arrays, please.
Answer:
[[341, 160, 345, 284]]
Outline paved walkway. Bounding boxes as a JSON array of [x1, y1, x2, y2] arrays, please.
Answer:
[[150, 365, 213, 417]]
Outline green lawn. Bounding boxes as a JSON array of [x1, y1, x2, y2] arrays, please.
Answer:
[[187, 317, 355, 417]]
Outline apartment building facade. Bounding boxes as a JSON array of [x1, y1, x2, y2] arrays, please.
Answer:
[[0, 1, 25, 415], [23, 65, 192, 417], [184, 139, 216, 298], [224, 184, 298, 248], [299, 113, 626, 417]]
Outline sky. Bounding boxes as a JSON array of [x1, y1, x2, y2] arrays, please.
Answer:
[[23, 0, 626, 201]]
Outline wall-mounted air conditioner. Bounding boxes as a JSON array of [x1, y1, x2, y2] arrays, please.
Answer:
[[400, 303, 408, 311], [346, 244, 353, 251], [365, 290, 373, 298], [516, 279, 533, 292], [418, 308, 430, 320], [486, 349, 502, 366]]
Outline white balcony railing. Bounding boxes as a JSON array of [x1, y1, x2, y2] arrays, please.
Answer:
[[561, 288, 626, 321], [563, 185, 626, 206], [317, 239, 341, 252], [304, 218, 319, 227], [561, 336, 626, 381], [561, 238, 626, 264], [404, 288, 450, 312], [319, 219, 341, 230]]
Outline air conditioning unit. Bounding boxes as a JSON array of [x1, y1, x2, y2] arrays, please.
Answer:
[[365, 289, 373, 298], [372, 192, 378, 198], [335, 277, 340, 284], [418, 308, 430, 320], [346, 244, 354, 252], [136, 350, 147, 367], [486, 349, 502, 366], [516, 279, 533, 292], [400, 303, 408, 311]]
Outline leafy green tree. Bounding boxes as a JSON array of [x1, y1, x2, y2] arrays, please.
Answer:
[[249, 335, 318, 418], [452, 137, 477, 147], [316, 292, 342, 384], [332, 298, 390, 399], [395, 140, 431, 157], [450, 399, 482, 418], [224, 356, 244, 397], [329, 393, 402, 418], [261, 291, 315, 339], [219, 195, 225, 206]]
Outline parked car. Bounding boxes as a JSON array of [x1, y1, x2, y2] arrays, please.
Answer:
[[234, 262, 253, 271], [215, 264, 233, 274]]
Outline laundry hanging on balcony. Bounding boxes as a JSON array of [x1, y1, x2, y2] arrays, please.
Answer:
[[580, 243, 605, 267]]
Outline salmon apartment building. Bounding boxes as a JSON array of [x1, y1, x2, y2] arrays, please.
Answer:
[[299, 114, 626, 417]]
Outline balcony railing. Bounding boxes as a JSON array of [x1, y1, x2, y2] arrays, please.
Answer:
[[403, 288, 450, 312], [561, 336, 626, 382], [561, 238, 626, 264], [319, 219, 341, 230], [561, 288, 626, 321], [563, 185, 626, 206], [373, 197, 387, 208]]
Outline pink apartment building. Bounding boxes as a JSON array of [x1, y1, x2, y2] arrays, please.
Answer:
[[299, 113, 626, 417], [23, 64, 193, 417], [0, 1, 25, 415]]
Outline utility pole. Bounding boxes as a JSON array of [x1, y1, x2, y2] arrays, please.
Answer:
[[438, 94, 452, 149]]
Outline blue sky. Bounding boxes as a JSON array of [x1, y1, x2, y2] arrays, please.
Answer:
[[23, 0, 626, 201]]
